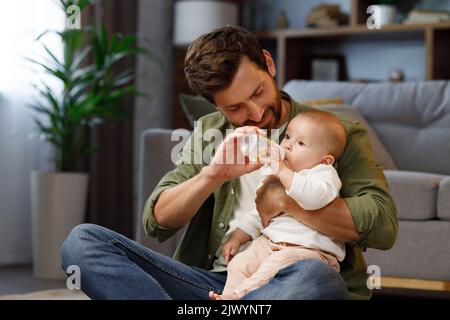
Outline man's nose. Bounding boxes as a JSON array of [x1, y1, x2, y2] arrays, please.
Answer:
[[246, 100, 264, 123]]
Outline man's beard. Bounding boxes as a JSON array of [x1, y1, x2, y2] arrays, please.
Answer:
[[243, 91, 283, 130], [271, 90, 283, 129]]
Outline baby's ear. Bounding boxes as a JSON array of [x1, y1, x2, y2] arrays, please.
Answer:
[[322, 155, 335, 165]]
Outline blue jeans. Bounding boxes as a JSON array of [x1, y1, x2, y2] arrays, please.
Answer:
[[60, 224, 349, 300]]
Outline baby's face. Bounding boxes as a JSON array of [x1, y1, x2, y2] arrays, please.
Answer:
[[280, 116, 330, 172]]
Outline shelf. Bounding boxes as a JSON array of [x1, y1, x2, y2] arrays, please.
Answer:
[[256, 20, 450, 86], [256, 22, 450, 39]]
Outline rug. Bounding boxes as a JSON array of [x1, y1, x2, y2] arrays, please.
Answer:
[[0, 288, 90, 300]]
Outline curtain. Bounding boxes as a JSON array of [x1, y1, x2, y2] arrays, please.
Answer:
[[0, 0, 64, 265]]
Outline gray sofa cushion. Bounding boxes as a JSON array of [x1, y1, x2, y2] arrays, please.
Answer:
[[438, 177, 450, 221], [316, 104, 397, 170], [364, 220, 450, 280], [283, 80, 450, 175], [384, 170, 445, 220]]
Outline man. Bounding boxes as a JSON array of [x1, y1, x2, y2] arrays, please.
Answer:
[[61, 26, 397, 300]]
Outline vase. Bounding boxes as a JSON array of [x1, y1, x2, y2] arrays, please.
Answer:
[[378, 4, 397, 26], [30, 172, 89, 280]]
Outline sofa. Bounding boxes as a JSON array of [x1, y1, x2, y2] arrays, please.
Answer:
[[136, 80, 450, 290]]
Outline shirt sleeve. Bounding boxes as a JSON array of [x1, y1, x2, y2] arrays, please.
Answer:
[[286, 164, 341, 210], [339, 121, 398, 251], [142, 126, 204, 242], [237, 208, 263, 239]]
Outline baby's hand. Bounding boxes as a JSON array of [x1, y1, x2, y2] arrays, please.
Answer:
[[260, 144, 285, 174], [270, 158, 290, 177], [221, 238, 241, 264]]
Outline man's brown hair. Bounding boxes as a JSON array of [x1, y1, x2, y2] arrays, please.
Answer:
[[184, 26, 267, 103]]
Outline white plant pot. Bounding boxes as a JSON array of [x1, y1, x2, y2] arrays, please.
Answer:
[[30, 172, 89, 280]]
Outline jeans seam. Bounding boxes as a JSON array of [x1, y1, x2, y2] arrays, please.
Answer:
[[109, 239, 218, 292]]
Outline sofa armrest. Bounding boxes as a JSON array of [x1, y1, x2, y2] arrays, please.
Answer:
[[384, 170, 446, 220], [135, 128, 191, 256]]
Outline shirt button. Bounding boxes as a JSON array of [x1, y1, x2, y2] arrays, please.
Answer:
[[208, 254, 212, 260], [219, 223, 225, 229], [231, 188, 235, 195]]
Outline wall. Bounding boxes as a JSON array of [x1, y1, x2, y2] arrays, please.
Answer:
[[0, 0, 61, 265], [244, 0, 450, 81]]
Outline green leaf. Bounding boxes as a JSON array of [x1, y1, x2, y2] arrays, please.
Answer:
[[116, 34, 138, 52], [101, 24, 108, 54], [80, 144, 101, 157], [70, 46, 92, 71], [92, 31, 105, 68], [33, 118, 64, 146], [42, 44, 63, 68], [110, 70, 135, 87], [26, 57, 67, 83]]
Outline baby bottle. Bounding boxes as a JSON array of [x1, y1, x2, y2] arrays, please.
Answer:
[[240, 133, 285, 175]]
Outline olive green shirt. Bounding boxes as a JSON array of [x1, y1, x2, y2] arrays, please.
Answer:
[[143, 91, 398, 300]]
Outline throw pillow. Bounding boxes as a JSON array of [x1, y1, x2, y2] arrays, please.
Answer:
[[179, 94, 217, 128]]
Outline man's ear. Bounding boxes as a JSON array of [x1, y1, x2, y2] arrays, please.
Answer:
[[321, 155, 335, 165], [262, 49, 276, 77]]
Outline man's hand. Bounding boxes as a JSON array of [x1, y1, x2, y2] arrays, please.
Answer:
[[203, 126, 266, 182], [222, 238, 241, 264], [255, 175, 297, 228]]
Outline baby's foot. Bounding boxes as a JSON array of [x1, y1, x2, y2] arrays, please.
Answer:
[[209, 291, 223, 300]]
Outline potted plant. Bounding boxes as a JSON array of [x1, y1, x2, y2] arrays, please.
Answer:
[[28, 0, 157, 279]]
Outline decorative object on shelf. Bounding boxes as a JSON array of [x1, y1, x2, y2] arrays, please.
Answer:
[[377, 3, 397, 26], [310, 55, 347, 81], [277, 9, 290, 29], [404, 8, 450, 24], [389, 69, 405, 82], [306, 4, 348, 28], [367, 1, 398, 29], [174, 1, 239, 46]]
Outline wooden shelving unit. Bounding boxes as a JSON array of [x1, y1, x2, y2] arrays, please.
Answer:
[[256, 0, 450, 86], [171, 0, 450, 129]]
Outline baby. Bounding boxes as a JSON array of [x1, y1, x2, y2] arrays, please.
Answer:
[[210, 109, 347, 300]]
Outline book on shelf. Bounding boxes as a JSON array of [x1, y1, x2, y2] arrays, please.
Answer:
[[404, 8, 450, 24], [306, 4, 348, 28]]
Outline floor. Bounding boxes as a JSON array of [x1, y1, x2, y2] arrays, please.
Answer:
[[372, 287, 450, 300], [1, 265, 450, 300], [0, 265, 66, 296]]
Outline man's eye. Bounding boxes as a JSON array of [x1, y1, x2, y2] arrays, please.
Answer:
[[285, 134, 290, 139], [254, 89, 263, 97], [228, 106, 240, 112], [298, 141, 305, 146]]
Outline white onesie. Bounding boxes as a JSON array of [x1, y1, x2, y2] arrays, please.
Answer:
[[238, 164, 346, 261]]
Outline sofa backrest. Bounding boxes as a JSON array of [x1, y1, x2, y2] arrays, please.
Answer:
[[283, 80, 450, 175]]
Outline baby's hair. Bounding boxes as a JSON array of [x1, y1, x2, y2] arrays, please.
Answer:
[[296, 109, 347, 160]]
